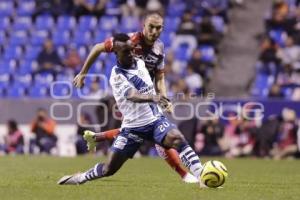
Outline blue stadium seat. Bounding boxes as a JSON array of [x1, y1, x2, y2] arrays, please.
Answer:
[[18, 60, 36, 75], [0, 73, 10, 87], [52, 30, 71, 46], [73, 31, 93, 46], [99, 16, 119, 31], [34, 73, 54, 87], [159, 32, 173, 47], [9, 31, 29, 46], [3, 46, 23, 60], [16, 0, 35, 16], [164, 17, 180, 32], [56, 74, 73, 82], [251, 74, 273, 97], [24, 46, 41, 60], [166, 3, 185, 17], [94, 31, 111, 43], [199, 45, 215, 63], [6, 84, 26, 98], [0, 84, 6, 97], [89, 61, 103, 74], [0, 30, 7, 44], [0, 1, 14, 17], [35, 15, 55, 30], [12, 17, 32, 31], [269, 29, 287, 47], [57, 15, 76, 31], [175, 44, 190, 61], [0, 17, 10, 30], [120, 16, 139, 32], [51, 83, 71, 98], [211, 16, 225, 33], [0, 59, 17, 75], [30, 30, 49, 46], [78, 16, 98, 31], [28, 84, 49, 98], [13, 74, 32, 87]]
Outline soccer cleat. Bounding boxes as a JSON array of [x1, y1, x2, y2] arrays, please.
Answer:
[[83, 130, 96, 151], [57, 173, 86, 185], [182, 173, 199, 183]]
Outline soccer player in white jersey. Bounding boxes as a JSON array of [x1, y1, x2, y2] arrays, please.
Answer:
[[73, 12, 198, 183], [58, 34, 203, 185]]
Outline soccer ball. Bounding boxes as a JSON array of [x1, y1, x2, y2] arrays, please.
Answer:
[[200, 160, 228, 188]]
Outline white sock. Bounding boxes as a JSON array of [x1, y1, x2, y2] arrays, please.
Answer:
[[179, 145, 203, 178]]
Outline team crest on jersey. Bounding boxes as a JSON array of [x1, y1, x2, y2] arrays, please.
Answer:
[[138, 70, 144, 77]]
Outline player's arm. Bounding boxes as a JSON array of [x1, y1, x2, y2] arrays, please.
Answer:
[[155, 70, 173, 113], [73, 43, 106, 88], [125, 88, 161, 103], [154, 71, 167, 98]]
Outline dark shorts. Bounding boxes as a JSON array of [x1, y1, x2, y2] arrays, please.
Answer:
[[111, 116, 177, 158]]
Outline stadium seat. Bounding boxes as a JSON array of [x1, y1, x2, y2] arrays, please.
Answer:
[[34, 73, 54, 87], [164, 17, 180, 32], [0, 1, 14, 17], [18, 60, 37, 75], [99, 16, 119, 31], [0, 73, 10, 87], [269, 29, 287, 47], [166, 2, 185, 17], [0, 59, 17, 75], [30, 30, 49, 46], [0, 30, 7, 44], [251, 74, 273, 97], [0, 84, 6, 97], [13, 74, 32, 88], [57, 15, 76, 31], [73, 31, 93, 46], [6, 84, 26, 98], [94, 31, 111, 43], [51, 83, 71, 98], [211, 16, 225, 33], [3, 46, 23, 60], [57, 45, 67, 58], [9, 31, 29, 46], [199, 45, 215, 63], [175, 44, 190, 61], [52, 30, 71, 46], [78, 16, 98, 31], [28, 84, 49, 98], [24, 46, 41, 60], [35, 15, 55, 30], [120, 16, 140, 32], [12, 17, 32, 31], [159, 32, 173, 47], [0, 16, 10, 30], [89, 61, 103, 74], [16, 0, 35, 16]]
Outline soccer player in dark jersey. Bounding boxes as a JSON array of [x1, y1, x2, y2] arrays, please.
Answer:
[[72, 13, 198, 183]]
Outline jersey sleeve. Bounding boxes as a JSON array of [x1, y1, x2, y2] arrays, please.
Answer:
[[110, 72, 133, 98], [104, 37, 113, 52]]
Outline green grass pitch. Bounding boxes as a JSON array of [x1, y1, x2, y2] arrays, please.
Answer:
[[0, 156, 299, 200]]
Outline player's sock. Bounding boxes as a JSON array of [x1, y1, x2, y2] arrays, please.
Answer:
[[164, 148, 188, 178], [177, 142, 203, 179], [79, 163, 105, 183], [95, 129, 120, 142]]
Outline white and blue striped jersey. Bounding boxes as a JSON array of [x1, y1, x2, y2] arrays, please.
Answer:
[[109, 58, 161, 128]]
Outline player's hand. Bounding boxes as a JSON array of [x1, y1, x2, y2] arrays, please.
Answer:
[[73, 73, 85, 88], [159, 96, 174, 114]]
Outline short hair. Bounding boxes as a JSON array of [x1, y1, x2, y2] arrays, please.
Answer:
[[144, 12, 164, 23], [113, 33, 130, 45]]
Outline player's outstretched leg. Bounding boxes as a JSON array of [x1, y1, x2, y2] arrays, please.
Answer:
[[83, 129, 120, 151], [57, 151, 128, 185], [155, 144, 198, 183], [162, 129, 203, 180]]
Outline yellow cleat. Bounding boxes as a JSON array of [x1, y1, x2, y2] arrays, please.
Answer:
[[83, 130, 96, 152]]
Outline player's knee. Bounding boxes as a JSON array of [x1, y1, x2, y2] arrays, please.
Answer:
[[166, 130, 186, 150], [102, 164, 117, 177]]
